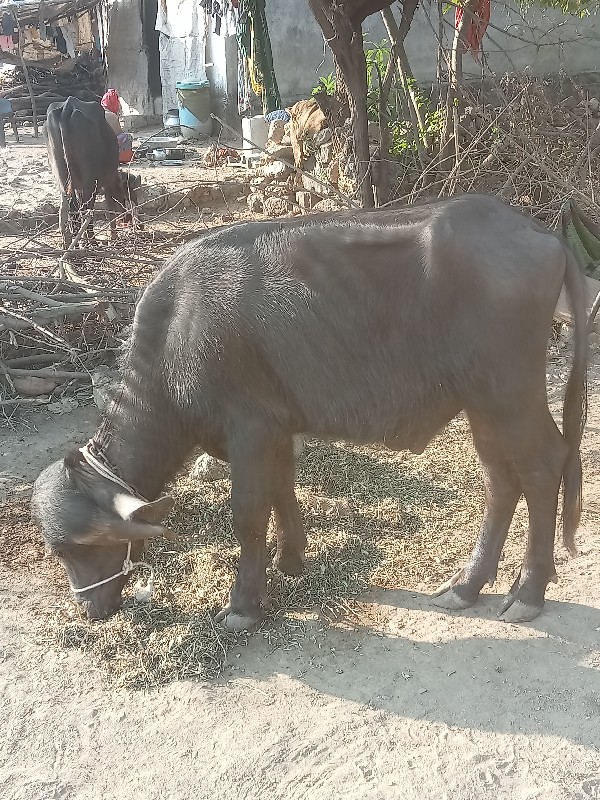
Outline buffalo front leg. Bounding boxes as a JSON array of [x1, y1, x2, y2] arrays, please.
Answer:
[[271, 437, 307, 576], [215, 424, 276, 631], [432, 423, 521, 611]]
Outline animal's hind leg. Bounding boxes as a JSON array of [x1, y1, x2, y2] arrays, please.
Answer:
[[215, 421, 277, 631], [432, 422, 522, 611], [497, 409, 567, 623], [59, 194, 71, 249], [271, 437, 307, 576], [79, 180, 97, 244]]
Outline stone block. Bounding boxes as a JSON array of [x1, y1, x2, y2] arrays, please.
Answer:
[[263, 196, 292, 216]]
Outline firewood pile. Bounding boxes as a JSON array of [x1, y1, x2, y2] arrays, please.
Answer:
[[0, 270, 138, 411], [0, 60, 104, 121]]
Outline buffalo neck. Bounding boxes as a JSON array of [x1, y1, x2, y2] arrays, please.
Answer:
[[93, 398, 193, 501]]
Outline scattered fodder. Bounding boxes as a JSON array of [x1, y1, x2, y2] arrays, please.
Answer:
[[37, 415, 537, 690]]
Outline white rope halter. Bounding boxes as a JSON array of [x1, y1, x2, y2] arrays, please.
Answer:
[[79, 440, 143, 498], [71, 442, 154, 601], [69, 541, 154, 599]]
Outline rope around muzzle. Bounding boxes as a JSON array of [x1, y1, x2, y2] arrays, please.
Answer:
[[71, 443, 155, 602], [69, 541, 155, 601]]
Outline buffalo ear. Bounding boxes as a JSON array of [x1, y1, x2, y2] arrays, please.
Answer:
[[128, 496, 174, 524], [112, 493, 174, 524]]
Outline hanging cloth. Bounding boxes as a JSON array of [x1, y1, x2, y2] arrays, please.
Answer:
[[455, 0, 490, 60], [236, 0, 280, 115]]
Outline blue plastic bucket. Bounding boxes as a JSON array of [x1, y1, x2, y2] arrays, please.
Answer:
[[175, 80, 211, 139]]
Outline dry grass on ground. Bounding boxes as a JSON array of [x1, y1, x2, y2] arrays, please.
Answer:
[[37, 414, 540, 690]]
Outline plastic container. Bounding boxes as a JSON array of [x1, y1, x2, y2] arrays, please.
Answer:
[[241, 114, 269, 152], [176, 80, 211, 139]]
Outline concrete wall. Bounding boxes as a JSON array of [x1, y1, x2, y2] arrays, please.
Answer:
[[105, 0, 160, 120], [104, 1, 600, 131], [267, 1, 600, 106], [205, 31, 239, 132]]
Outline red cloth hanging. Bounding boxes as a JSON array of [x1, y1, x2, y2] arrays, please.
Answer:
[[101, 89, 120, 114], [455, 0, 491, 58]]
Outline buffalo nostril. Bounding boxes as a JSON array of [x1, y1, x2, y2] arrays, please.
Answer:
[[78, 597, 122, 621]]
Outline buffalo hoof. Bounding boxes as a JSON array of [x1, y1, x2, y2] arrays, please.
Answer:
[[273, 549, 305, 576], [430, 587, 474, 611], [499, 597, 543, 623], [214, 606, 262, 632]]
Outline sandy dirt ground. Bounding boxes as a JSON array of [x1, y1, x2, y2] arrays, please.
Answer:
[[0, 132, 599, 800], [0, 358, 598, 800], [0, 126, 254, 230]]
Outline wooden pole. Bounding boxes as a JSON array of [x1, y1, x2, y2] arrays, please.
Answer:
[[14, 15, 38, 137]]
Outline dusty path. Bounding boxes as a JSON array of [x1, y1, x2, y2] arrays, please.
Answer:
[[1, 387, 599, 799], [0, 142, 599, 797]]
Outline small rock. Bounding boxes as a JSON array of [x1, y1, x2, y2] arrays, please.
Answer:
[[262, 160, 292, 179], [247, 192, 264, 213], [191, 453, 229, 481], [589, 97, 599, 116], [313, 198, 343, 213], [267, 119, 286, 144], [263, 196, 292, 216], [251, 175, 273, 188], [220, 212, 234, 222], [13, 376, 57, 397]]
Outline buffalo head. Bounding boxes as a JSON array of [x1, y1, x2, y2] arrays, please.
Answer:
[[31, 451, 174, 620]]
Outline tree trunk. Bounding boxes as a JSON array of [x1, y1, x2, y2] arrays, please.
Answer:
[[309, 0, 395, 208], [380, 3, 428, 159], [437, 0, 480, 184]]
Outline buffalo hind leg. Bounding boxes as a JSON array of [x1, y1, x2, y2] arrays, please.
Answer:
[[79, 181, 97, 245], [59, 194, 72, 248], [215, 422, 276, 631], [432, 424, 521, 611], [271, 437, 307, 576], [498, 410, 566, 622]]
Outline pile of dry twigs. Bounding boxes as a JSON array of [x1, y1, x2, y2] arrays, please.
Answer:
[[406, 73, 600, 230], [0, 221, 174, 414]]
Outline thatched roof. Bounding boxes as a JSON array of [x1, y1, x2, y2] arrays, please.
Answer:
[[0, 0, 99, 28]]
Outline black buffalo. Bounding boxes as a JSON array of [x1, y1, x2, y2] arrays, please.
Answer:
[[31, 195, 587, 629], [44, 96, 139, 247]]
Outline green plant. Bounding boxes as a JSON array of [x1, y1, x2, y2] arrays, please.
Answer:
[[311, 38, 445, 161], [311, 73, 336, 96]]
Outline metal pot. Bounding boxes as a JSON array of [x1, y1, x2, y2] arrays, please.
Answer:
[[165, 109, 180, 131], [164, 148, 185, 160]]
